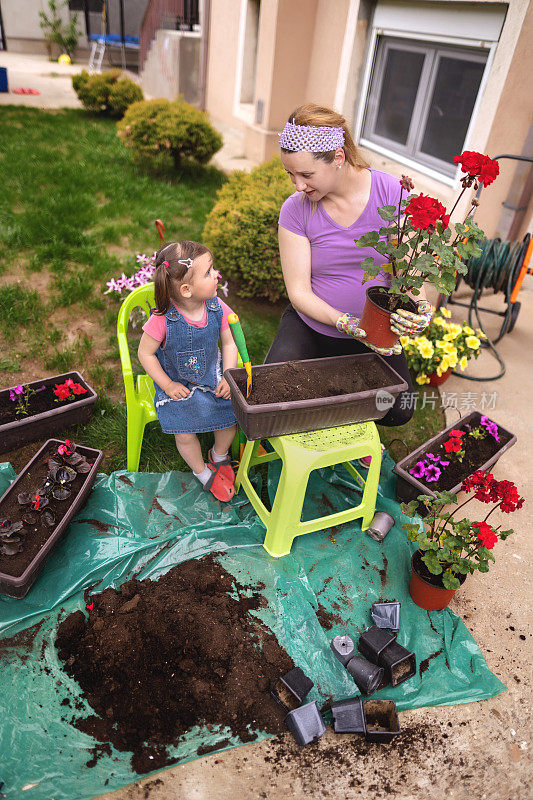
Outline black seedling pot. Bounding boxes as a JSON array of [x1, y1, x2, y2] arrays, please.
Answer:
[[346, 655, 384, 695], [331, 696, 366, 734], [371, 601, 401, 632], [330, 634, 355, 666], [377, 641, 416, 687], [278, 667, 314, 704], [284, 701, 327, 747], [358, 625, 397, 662], [363, 699, 401, 743]]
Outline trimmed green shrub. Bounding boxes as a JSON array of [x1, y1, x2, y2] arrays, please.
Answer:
[[72, 70, 143, 116], [202, 156, 294, 301], [116, 98, 223, 169]]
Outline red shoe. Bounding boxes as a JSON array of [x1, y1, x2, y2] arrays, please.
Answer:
[[207, 448, 236, 485], [203, 464, 235, 502]]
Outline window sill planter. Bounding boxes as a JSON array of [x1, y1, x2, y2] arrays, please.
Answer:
[[393, 410, 517, 510], [409, 549, 467, 611], [0, 372, 97, 456], [0, 439, 103, 598], [225, 353, 407, 440]]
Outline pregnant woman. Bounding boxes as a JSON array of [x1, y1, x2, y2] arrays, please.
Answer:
[[265, 102, 433, 427]]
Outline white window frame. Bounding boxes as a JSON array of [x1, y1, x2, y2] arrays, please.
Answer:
[[354, 27, 497, 187]]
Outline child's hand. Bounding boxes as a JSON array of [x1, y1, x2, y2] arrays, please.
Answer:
[[164, 381, 190, 399], [215, 378, 231, 399]]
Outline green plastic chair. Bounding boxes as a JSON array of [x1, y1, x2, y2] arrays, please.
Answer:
[[117, 283, 158, 471], [234, 421, 382, 557]]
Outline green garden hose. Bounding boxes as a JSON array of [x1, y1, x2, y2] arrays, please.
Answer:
[[450, 234, 530, 381]]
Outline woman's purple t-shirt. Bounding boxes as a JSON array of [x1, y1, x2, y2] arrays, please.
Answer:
[[278, 168, 402, 338]]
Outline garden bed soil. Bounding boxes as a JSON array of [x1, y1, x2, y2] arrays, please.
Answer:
[[0, 440, 103, 588], [55, 555, 293, 774], [235, 358, 392, 405]]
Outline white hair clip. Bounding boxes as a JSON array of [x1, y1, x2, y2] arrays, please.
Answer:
[[178, 258, 194, 269]]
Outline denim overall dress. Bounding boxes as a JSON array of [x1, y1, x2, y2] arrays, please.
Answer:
[[153, 298, 236, 434]]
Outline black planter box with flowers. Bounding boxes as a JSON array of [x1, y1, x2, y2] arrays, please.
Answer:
[[393, 410, 517, 509], [0, 438, 103, 598], [0, 371, 97, 455]]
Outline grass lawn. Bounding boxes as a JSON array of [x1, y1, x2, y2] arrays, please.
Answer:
[[0, 106, 444, 473]]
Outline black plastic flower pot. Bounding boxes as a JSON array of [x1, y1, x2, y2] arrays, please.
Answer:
[[346, 654, 384, 695], [0, 371, 97, 456], [284, 701, 327, 747], [0, 439, 103, 598], [371, 601, 401, 632], [377, 642, 416, 687], [331, 696, 366, 734], [393, 410, 517, 513], [358, 625, 397, 663], [330, 634, 355, 666], [278, 667, 314, 705], [363, 699, 401, 743]]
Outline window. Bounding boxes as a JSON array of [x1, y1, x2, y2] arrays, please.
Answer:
[[362, 36, 487, 177]]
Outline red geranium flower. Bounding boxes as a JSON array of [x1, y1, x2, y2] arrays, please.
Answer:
[[453, 151, 500, 187], [71, 383, 87, 395], [472, 521, 498, 549], [404, 194, 449, 230], [54, 383, 71, 400], [449, 429, 466, 438], [443, 437, 463, 453]]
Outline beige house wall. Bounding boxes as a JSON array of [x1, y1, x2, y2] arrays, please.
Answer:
[[205, 0, 531, 239]]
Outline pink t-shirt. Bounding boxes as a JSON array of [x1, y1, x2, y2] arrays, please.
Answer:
[[142, 298, 233, 345]]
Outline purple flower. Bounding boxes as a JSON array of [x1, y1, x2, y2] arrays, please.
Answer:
[[424, 464, 441, 482], [9, 385, 24, 402], [439, 458, 450, 467], [409, 461, 427, 479], [480, 415, 500, 442], [425, 453, 439, 462]]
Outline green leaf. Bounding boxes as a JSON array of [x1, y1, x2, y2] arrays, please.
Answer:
[[400, 501, 419, 518], [355, 231, 379, 247], [378, 205, 398, 221], [442, 572, 460, 590]]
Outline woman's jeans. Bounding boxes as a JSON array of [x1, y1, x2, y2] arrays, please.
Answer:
[[264, 305, 414, 427]]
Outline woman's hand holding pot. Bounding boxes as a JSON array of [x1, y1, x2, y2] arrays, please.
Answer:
[[336, 313, 402, 357], [390, 300, 433, 336]]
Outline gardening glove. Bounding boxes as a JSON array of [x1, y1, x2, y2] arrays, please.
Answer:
[[336, 313, 402, 357], [390, 300, 434, 337]]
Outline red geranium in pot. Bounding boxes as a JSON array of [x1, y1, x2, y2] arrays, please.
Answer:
[[354, 152, 500, 350], [401, 471, 523, 610]]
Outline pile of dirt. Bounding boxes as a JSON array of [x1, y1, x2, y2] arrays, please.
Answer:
[[55, 555, 293, 773]]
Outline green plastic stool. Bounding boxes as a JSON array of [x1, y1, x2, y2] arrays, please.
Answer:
[[234, 422, 382, 557]]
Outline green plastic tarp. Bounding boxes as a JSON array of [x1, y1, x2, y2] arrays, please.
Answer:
[[0, 454, 505, 800]]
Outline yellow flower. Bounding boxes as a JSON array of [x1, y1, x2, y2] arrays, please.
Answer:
[[418, 342, 434, 359], [462, 325, 475, 335], [476, 328, 487, 339], [400, 335, 410, 348], [432, 316, 446, 327], [446, 351, 458, 368], [466, 335, 480, 350], [436, 363, 448, 377], [416, 373, 430, 385], [441, 342, 457, 355], [440, 307, 451, 318], [459, 355, 468, 371], [445, 323, 462, 339]]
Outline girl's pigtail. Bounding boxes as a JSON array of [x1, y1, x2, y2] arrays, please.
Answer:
[[154, 246, 173, 315]]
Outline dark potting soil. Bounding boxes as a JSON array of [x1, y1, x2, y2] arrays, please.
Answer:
[[55, 555, 293, 774], [0, 374, 92, 426], [405, 422, 513, 491], [364, 700, 399, 733], [0, 445, 96, 578], [412, 550, 467, 590], [237, 359, 392, 405], [368, 287, 417, 314]]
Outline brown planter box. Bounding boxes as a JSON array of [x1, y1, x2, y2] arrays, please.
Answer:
[[224, 353, 408, 440], [393, 410, 517, 507], [0, 371, 97, 455], [0, 439, 104, 598]]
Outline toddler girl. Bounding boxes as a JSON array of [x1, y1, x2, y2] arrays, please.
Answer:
[[138, 240, 238, 501]]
